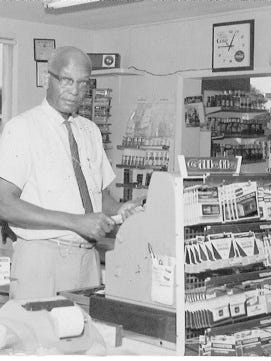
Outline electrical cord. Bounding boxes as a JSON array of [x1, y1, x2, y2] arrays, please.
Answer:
[[128, 65, 211, 76]]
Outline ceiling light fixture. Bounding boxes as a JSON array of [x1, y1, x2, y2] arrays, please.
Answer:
[[43, 0, 100, 9]]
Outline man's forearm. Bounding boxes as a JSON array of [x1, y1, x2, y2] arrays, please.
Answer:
[[0, 196, 78, 232], [0, 180, 115, 241]]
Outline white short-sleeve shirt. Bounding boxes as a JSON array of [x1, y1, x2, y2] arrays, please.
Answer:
[[0, 99, 115, 241]]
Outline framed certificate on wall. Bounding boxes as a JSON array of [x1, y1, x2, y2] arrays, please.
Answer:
[[36, 61, 48, 87], [34, 38, 56, 61]]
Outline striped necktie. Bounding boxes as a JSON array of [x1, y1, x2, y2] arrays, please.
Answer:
[[64, 120, 93, 213]]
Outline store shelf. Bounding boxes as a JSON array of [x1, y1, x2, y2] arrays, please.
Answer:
[[212, 134, 265, 140], [116, 164, 168, 171], [91, 68, 142, 77], [93, 116, 111, 120], [93, 96, 112, 101], [116, 182, 148, 189], [205, 219, 271, 235], [184, 173, 271, 347], [206, 173, 271, 185], [117, 145, 169, 150], [210, 314, 271, 337], [206, 106, 268, 115], [185, 217, 263, 230], [95, 114, 111, 118], [96, 121, 111, 125], [79, 87, 113, 150], [205, 267, 271, 289], [241, 159, 266, 164]]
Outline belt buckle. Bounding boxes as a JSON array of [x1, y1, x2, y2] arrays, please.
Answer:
[[79, 243, 90, 249], [57, 240, 72, 256], [79, 242, 96, 249]]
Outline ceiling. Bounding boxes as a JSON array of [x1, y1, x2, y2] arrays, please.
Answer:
[[1, 0, 271, 30]]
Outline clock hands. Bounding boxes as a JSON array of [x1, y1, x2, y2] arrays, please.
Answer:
[[227, 31, 237, 51], [217, 31, 237, 51]]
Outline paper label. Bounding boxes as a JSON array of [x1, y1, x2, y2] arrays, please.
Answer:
[[151, 256, 175, 306], [234, 232, 255, 257], [0, 257, 10, 286]]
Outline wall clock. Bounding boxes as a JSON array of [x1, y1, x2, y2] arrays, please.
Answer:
[[212, 19, 254, 72]]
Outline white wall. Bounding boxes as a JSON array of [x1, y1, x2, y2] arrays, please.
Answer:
[[0, 17, 96, 114], [91, 7, 271, 73], [90, 7, 271, 199], [0, 44, 2, 87]]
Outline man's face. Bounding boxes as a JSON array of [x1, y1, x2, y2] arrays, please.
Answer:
[[47, 59, 91, 115]]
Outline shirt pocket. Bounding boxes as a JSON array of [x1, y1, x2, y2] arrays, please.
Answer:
[[86, 160, 103, 194]]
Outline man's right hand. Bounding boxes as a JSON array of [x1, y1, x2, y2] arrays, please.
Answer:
[[72, 212, 115, 241]]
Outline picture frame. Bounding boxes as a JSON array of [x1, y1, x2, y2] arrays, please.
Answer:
[[34, 38, 56, 62], [36, 61, 48, 88], [212, 19, 254, 72]]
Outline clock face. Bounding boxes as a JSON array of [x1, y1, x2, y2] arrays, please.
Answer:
[[212, 20, 254, 72]]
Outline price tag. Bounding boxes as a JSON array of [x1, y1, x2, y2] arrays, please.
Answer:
[[0, 257, 10, 285], [151, 255, 175, 305]]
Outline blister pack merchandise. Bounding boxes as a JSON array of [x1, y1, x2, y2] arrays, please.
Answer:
[[185, 231, 265, 273], [184, 181, 263, 226]]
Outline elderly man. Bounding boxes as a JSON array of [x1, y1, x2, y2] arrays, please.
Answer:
[[0, 46, 137, 299]]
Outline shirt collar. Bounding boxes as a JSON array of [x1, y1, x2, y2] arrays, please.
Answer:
[[41, 98, 77, 125]]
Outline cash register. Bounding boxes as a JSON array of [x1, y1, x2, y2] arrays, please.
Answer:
[[61, 171, 182, 347]]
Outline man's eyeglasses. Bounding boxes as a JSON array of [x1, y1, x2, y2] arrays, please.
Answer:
[[48, 70, 90, 91]]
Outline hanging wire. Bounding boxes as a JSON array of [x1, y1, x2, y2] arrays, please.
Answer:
[[128, 65, 212, 76]]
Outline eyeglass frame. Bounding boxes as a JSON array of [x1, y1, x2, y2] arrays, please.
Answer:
[[48, 70, 91, 90]]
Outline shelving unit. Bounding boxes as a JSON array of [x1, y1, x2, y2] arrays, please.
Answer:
[[79, 88, 113, 151], [116, 164, 168, 170], [115, 182, 148, 189], [206, 107, 268, 115], [203, 90, 271, 167], [116, 136, 171, 202], [183, 172, 271, 356]]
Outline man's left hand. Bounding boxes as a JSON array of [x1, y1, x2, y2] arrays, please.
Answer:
[[117, 197, 145, 221]]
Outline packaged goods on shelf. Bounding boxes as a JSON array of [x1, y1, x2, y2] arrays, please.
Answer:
[[199, 334, 236, 356], [199, 326, 271, 356], [204, 88, 271, 169], [185, 283, 271, 330], [184, 231, 265, 273], [78, 88, 112, 150], [199, 330, 268, 356], [184, 185, 222, 226], [220, 182, 259, 222], [205, 90, 266, 111], [184, 181, 261, 226], [258, 187, 271, 220]]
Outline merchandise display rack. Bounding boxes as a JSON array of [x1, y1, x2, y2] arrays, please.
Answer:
[[79, 88, 113, 151], [116, 136, 170, 202], [204, 89, 271, 165], [183, 170, 271, 356]]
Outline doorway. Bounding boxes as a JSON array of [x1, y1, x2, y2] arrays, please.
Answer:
[[0, 43, 2, 127]]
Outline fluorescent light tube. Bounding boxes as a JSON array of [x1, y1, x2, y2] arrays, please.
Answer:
[[43, 0, 100, 9]]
